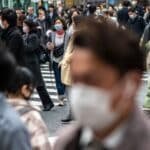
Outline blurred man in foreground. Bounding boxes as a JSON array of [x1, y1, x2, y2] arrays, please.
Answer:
[[54, 18, 150, 150]]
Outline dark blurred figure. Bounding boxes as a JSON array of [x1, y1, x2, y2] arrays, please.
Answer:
[[26, 6, 36, 21], [23, 19, 54, 111], [140, 22, 150, 49], [88, 4, 97, 16], [16, 9, 22, 18], [131, 0, 145, 17], [0, 8, 25, 66], [16, 9, 26, 34], [144, 6, 150, 24], [128, 8, 146, 40], [0, 43, 31, 150], [54, 18, 150, 150], [117, 0, 130, 27], [57, 1, 64, 17], [47, 4, 58, 29], [35, 8, 49, 45]]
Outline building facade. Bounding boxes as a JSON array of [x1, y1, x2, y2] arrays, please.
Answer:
[[0, 0, 76, 9]]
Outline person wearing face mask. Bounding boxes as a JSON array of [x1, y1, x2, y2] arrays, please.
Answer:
[[54, 18, 150, 150], [23, 19, 54, 111], [7, 67, 51, 150], [60, 16, 84, 123], [127, 8, 146, 41], [47, 18, 66, 106]]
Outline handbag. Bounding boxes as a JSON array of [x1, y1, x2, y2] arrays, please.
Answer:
[[51, 32, 65, 58], [53, 43, 64, 58], [36, 45, 49, 64]]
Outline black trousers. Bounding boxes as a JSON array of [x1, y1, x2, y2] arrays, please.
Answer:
[[37, 85, 54, 107]]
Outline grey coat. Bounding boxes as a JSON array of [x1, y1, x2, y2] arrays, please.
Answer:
[[54, 108, 150, 150], [0, 93, 31, 150]]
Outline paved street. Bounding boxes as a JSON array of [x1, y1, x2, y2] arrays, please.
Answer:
[[30, 63, 150, 140], [30, 63, 70, 138]]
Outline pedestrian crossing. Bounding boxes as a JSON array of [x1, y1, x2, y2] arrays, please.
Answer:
[[30, 63, 60, 111], [30, 63, 150, 111]]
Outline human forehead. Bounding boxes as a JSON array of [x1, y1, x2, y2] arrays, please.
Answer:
[[71, 48, 106, 72], [55, 20, 62, 24]]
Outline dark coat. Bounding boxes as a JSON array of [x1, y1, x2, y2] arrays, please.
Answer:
[[35, 18, 49, 45], [23, 31, 44, 87], [0, 26, 25, 66], [128, 16, 146, 39], [117, 7, 129, 26], [142, 24, 150, 47], [47, 12, 58, 29]]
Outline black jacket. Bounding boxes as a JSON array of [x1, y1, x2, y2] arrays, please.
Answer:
[[142, 24, 150, 47], [0, 26, 25, 66], [23, 31, 44, 87], [128, 16, 146, 39], [117, 7, 129, 26], [47, 12, 58, 29]]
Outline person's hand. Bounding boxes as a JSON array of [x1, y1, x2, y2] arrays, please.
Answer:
[[58, 62, 62, 68], [47, 42, 54, 51]]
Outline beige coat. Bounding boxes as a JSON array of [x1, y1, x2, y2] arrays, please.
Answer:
[[60, 40, 73, 86]]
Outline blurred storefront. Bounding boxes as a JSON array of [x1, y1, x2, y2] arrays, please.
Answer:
[[1, 0, 147, 10]]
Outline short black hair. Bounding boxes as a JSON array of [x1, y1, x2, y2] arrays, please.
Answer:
[[49, 4, 55, 9], [7, 67, 36, 94], [73, 17, 145, 75], [24, 19, 37, 31], [122, 0, 131, 7], [1, 8, 17, 27], [0, 42, 16, 91], [89, 5, 96, 14]]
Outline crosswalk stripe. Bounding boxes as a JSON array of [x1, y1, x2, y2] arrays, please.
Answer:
[[43, 78, 55, 82], [32, 93, 58, 99], [42, 74, 55, 77], [30, 63, 59, 111], [41, 70, 53, 73]]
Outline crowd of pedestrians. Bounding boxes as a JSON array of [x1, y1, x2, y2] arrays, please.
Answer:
[[0, 0, 149, 149]]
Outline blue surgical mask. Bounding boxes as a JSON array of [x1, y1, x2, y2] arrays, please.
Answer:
[[54, 24, 63, 31]]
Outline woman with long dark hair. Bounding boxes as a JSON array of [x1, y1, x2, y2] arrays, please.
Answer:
[[23, 19, 54, 111]]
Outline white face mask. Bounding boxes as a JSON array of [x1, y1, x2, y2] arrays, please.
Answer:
[[0, 19, 5, 29], [132, 1, 137, 6], [23, 26, 29, 33], [129, 14, 136, 19], [70, 84, 119, 131]]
